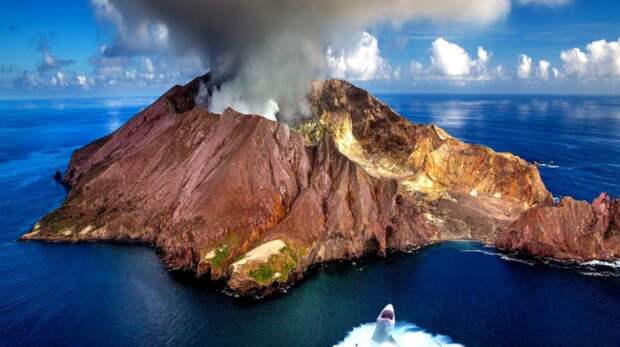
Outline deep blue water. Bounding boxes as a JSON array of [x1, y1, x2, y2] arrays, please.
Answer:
[[1, 95, 619, 346]]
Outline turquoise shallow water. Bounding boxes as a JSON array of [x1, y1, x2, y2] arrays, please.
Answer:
[[0, 95, 619, 346]]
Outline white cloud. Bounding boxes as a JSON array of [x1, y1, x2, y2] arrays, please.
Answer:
[[15, 71, 38, 88], [11, 39, 202, 92], [561, 48, 589, 77], [392, 66, 402, 80], [11, 42, 94, 90], [410, 60, 423, 76], [477, 47, 490, 64], [494, 65, 506, 78], [75, 75, 93, 88], [36, 40, 74, 74], [50, 72, 66, 87], [326, 32, 392, 81], [143, 58, 154, 74], [92, 53, 170, 87], [517, 54, 533, 79], [472, 46, 494, 79], [430, 38, 472, 77], [537, 59, 551, 80], [427, 38, 496, 81], [560, 38, 620, 79], [517, 55, 560, 81]]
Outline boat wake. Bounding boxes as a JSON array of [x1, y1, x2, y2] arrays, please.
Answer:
[[334, 322, 463, 347]]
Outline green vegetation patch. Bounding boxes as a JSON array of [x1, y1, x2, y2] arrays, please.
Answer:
[[211, 246, 229, 267], [247, 244, 301, 285], [205, 244, 230, 269], [249, 263, 275, 284]]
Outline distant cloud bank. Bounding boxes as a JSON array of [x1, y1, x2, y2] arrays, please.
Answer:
[[6, 0, 620, 96]]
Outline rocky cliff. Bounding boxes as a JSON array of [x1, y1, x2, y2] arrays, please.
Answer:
[[497, 193, 620, 261], [21, 74, 619, 297]]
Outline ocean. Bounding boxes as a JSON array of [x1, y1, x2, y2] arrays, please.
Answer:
[[0, 95, 619, 346]]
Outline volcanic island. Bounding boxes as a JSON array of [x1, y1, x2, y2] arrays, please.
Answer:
[[21, 74, 620, 297]]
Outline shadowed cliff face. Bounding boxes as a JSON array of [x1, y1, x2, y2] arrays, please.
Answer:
[[20, 74, 618, 297]]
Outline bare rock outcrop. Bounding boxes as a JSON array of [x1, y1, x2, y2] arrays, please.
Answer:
[[497, 193, 620, 261]]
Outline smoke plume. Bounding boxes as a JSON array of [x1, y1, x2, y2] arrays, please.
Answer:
[[103, 0, 512, 121]]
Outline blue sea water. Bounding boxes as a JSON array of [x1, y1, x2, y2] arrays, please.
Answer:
[[1, 95, 619, 346]]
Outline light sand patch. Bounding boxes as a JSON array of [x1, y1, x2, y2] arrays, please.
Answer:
[[232, 239, 287, 272], [432, 125, 453, 141], [204, 245, 228, 261], [79, 225, 94, 235], [402, 174, 435, 193], [22, 229, 41, 238], [204, 249, 217, 260], [90, 226, 107, 238]]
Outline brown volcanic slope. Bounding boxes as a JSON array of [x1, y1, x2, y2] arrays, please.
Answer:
[[21, 74, 619, 297]]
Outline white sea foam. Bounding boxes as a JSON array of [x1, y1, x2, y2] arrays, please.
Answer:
[[461, 249, 497, 257], [580, 259, 620, 269], [461, 249, 535, 266], [498, 255, 536, 266], [334, 323, 463, 347], [467, 249, 620, 276], [578, 271, 620, 278], [537, 163, 560, 169], [576, 259, 620, 277]]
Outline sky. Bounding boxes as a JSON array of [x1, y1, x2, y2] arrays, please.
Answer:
[[1, 0, 619, 99]]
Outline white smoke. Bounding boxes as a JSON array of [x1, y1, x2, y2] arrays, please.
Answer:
[[334, 322, 464, 347], [101, 0, 513, 121]]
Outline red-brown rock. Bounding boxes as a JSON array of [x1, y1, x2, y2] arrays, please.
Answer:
[[496, 193, 620, 261]]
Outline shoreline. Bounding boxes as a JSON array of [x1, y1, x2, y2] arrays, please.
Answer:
[[17, 236, 619, 299]]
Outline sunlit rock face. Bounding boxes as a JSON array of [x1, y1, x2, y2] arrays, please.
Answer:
[[308, 80, 553, 206], [20, 74, 617, 297], [305, 80, 553, 242]]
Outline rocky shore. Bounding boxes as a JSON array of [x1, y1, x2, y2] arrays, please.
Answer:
[[21, 74, 619, 297], [497, 193, 620, 261]]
